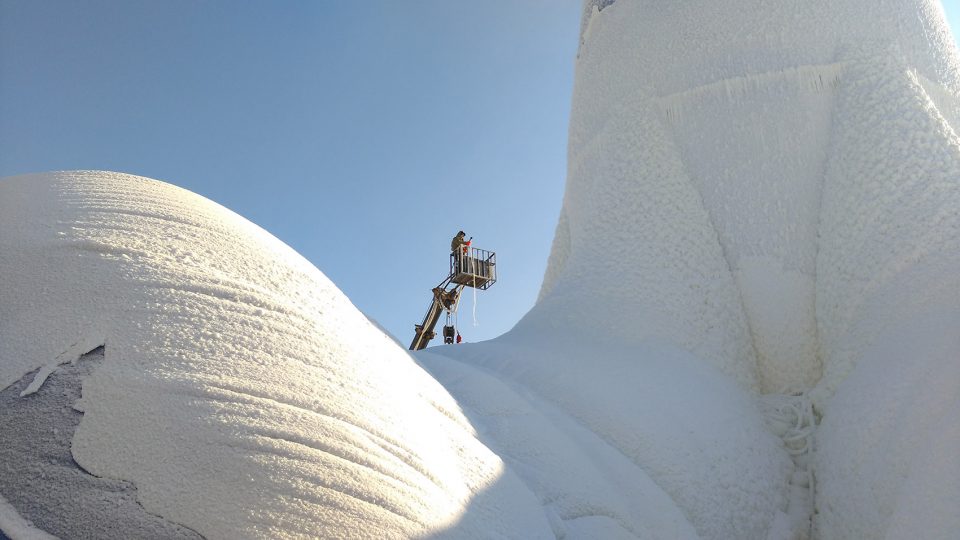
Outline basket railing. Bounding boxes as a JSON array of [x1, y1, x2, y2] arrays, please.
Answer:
[[450, 247, 496, 289]]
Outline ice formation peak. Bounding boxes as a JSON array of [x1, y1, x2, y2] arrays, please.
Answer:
[[523, 0, 960, 394]]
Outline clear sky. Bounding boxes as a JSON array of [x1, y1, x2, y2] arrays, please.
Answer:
[[0, 0, 581, 346], [2, 1, 959, 347]]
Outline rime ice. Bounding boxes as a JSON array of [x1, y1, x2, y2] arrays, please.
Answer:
[[3, 1, 960, 538]]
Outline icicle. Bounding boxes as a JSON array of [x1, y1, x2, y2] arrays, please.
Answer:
[[658, 61, 846, 123]]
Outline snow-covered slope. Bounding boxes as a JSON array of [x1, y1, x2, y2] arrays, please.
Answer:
[[419, 336, 792, 539], [4, 1, 960, 539], [426, 0, 960, 538], [0, 171, 792, 540], [0, 171, 552, 539]]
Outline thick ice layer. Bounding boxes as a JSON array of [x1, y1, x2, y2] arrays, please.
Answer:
[[0, 171, 551, 539], [531, 0, 960, 394], [816, 52, 960, 397], [815, 303, 960, 539], [525, 0, 960, 537], [4, 1, 960, 537]]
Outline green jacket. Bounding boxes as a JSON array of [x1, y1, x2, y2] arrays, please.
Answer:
[[451, 233, 468, 252]]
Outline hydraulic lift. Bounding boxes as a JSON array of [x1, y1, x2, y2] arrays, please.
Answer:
[[409, 247, 497, 350]]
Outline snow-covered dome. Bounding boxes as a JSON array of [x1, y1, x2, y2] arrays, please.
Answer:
[[4, 0, 960, 538], [0, 171, 550, 538]]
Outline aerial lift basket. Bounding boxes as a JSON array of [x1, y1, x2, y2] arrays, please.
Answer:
[[409, 247, 497, 350]]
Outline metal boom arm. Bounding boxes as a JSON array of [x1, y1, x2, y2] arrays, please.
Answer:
[[409, 280, 463, 351]]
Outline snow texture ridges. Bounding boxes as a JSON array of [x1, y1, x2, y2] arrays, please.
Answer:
[[0, 171, 551, 539], [3, 0, 960, 537]]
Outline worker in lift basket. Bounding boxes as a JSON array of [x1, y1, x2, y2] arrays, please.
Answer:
[[451, 230, 471, 271]]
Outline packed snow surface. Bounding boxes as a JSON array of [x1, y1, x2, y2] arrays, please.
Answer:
[[4, 0, 960, 539], [0, 347, 205, 539], [418, 338, 791, 539], [0, 171, 551, 539], [0, 173, 791, 539]]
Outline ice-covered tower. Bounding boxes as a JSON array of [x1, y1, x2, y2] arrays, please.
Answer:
[[518, 0, 960, 393]]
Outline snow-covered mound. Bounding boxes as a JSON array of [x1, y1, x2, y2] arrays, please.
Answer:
[[4, 0, 960, 538], [0, 173, 793, 540], [419, 336, 792, 539], [0, 171, 551, 539]]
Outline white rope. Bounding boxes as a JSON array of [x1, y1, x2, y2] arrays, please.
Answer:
[[472, 273, 478, 326]]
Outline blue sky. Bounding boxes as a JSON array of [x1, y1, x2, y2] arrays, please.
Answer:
[[1, 1, 958, 347], [0, 0, 581, 346]]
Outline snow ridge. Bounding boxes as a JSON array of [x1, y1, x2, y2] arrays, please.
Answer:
[[660, 63, 845, 124], [0, 171, 552, 539], [4, 0, 960, 537]]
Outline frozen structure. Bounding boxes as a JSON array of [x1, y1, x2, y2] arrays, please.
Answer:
[[428, 0, 960, 538], [533, 0, 960, 395], [2, 1, 960, 539], [0, 172, 790, 540], [502, 0, 960, 538]]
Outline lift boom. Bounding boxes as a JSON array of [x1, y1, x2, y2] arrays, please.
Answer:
[[409, 247, 497, 351], [409, 280, 463, 351]]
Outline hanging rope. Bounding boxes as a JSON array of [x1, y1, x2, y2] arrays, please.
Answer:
[[472, 273, 478, 326]]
